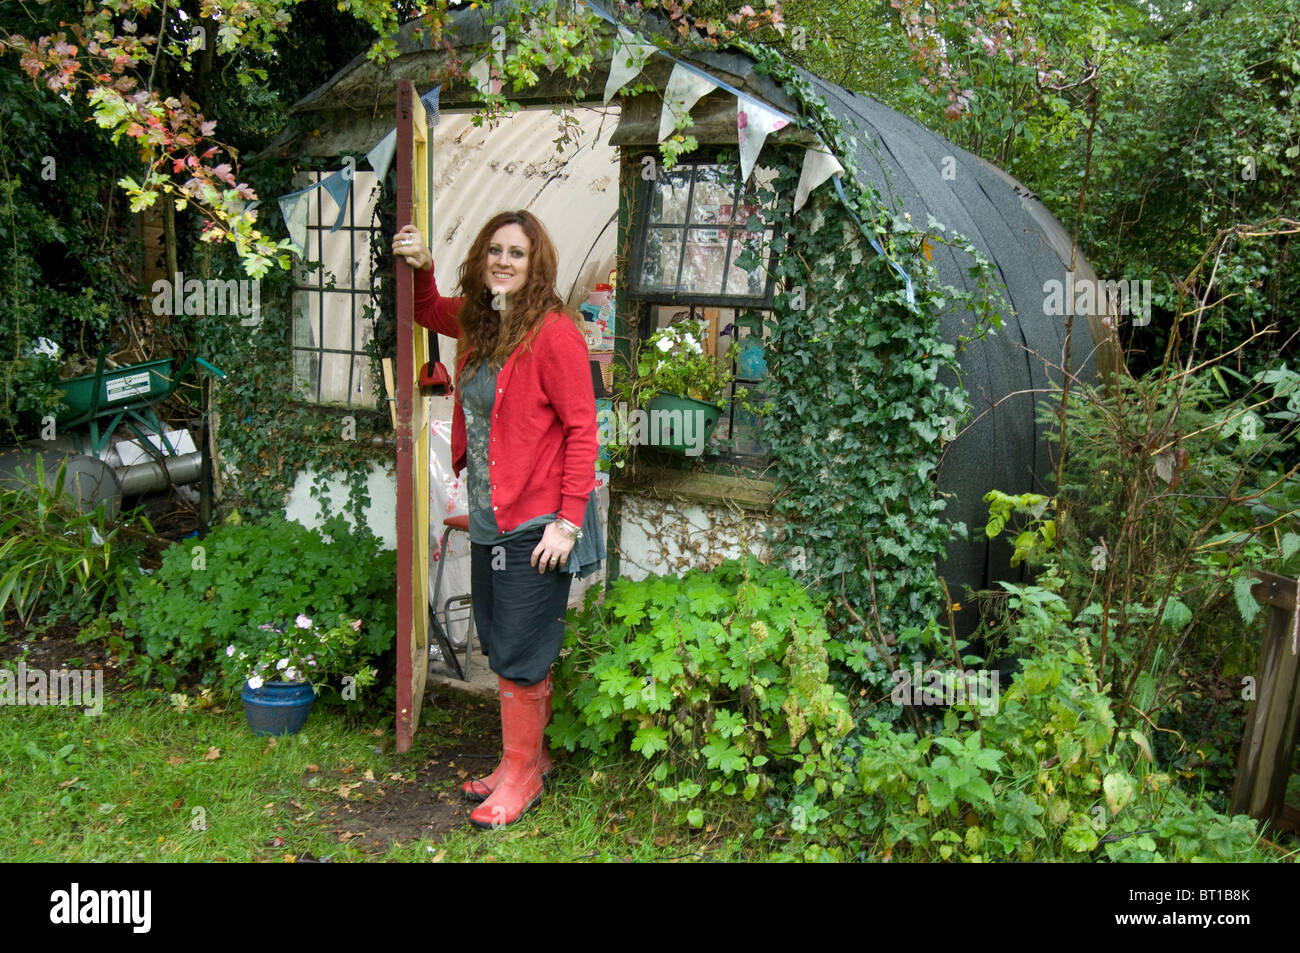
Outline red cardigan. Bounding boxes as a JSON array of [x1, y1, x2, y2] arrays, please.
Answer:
[[413, 266, 597, 529]]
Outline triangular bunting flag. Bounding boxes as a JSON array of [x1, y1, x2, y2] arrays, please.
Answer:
[[277, 185, 313, 255], [604, 26, 657, 104], [420, 84, 441, 127], [659, 63, 717, 141], [469, 57, 501, 96], [794, 145, 845, 212], [366, 129, 397, 183], [319, 169, 352, 232], [737, 99, 790, 183]]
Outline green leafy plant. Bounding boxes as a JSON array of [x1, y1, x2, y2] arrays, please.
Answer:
[[632, 319, 742, 407], [113, 514, 395, 692], [778, 575, 1278, 861], [550, 557, 854, 814], [0, 456, 147, 624], [217, 613, 379, 701]]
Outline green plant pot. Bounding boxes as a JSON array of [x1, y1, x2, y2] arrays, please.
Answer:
[[645, 394, 721, 456]]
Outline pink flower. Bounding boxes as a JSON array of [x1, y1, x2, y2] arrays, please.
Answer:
[[351, 619, 363, 631], [295, 614, 312, 629]]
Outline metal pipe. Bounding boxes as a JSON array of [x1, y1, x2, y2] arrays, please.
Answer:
[[117, 452, 203, 497]]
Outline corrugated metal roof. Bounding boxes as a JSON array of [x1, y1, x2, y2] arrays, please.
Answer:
[[428, 106, 620, 311]]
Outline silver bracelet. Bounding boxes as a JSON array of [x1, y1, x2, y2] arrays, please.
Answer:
[[555, 517, 583, 542]]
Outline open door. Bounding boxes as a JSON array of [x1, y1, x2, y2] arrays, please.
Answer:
[[394, 79, 432, 753]]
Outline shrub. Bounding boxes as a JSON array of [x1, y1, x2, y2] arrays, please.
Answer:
[[550, 557, 853, 815], [776, 576, 1277, 861], [113, 515, 396, 692], [0, 456, 145, 625]]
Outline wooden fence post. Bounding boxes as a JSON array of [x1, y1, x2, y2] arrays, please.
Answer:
[[1230, 571, 1300, 831]]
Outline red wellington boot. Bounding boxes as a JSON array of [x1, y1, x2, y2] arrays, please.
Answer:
[[469, 676, 551, 829], [462, 676, 553, 802]]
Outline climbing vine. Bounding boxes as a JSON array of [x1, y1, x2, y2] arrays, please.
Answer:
[[738, 44, 1008, 708]]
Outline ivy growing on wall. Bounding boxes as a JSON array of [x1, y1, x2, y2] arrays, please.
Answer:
[[738, 45, 1007, 709]]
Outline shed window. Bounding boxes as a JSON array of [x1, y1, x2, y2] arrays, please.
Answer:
[[291, 170, 380, 406], [628, 160, 777, 462], [631, 162, 777, 304]]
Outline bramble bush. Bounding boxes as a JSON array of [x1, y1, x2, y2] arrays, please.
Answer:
[[770, 575, 1276, 862]]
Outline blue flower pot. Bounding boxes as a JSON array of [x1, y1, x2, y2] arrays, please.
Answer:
[[241, 680, 316, 736]]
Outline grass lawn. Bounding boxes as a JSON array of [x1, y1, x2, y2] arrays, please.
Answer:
[[0, 684, 760, 862]]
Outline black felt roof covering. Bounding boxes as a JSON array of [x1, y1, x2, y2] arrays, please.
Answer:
[[799, 72, 1099, 604]]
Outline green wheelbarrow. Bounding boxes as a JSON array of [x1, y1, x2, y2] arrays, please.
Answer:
[[56, 350, 224, 458]]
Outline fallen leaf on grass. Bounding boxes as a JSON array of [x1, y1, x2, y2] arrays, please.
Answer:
[[337, 782, 361, 799], [57, 777, 80, 789], [265, 836, 286, 848], [306, 764, 319, 773], [167, 756, 184, 766], [168, 797, 183, 812], [203, 747, 221, 761], [337, 831, 366, 841]]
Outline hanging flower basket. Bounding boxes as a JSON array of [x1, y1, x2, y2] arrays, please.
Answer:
[[646, 393, 722, 455]]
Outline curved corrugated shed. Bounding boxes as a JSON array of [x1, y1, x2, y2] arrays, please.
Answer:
[[271, 4, 1112, 611], [801, 73, 1109, 600]]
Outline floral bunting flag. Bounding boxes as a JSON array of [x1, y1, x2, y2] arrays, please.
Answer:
[[659, 63, 717, 141], [604, 26, 657, 103], [794, 144, 845, 212], [469, 56, 501, 96], [737, 99, 790, 183]]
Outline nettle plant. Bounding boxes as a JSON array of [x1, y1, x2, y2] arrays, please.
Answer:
[[550, 558, 854, 819]]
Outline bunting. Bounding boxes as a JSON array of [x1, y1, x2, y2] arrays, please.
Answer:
[[738, 99, 789, 183], [366, 129, 397, 183], [277, 182, 314, 254], [794, 146, 844, 212], [318, 169, 353, 232], [659, 63, 717, 142], [603, 25, 656, 104]]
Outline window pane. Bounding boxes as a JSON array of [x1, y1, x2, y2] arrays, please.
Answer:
[[690, 166, 734, 225], [722, 228, 771, 297], [682, 231, 727, 295], [640, 230, 681, 291], [649, 168, 692, 224], [318, 351, 352, 405], [292, 349, 317, 402]]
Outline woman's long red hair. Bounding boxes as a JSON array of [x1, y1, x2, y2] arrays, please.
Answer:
[[454, 210, 575, 378]]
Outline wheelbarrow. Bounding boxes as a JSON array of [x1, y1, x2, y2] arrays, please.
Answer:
[[56, 350, 222, 458]]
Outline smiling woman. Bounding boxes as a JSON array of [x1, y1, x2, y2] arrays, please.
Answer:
[[392, 210, 602, 830]]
